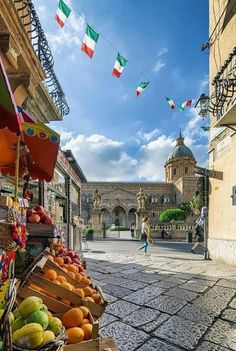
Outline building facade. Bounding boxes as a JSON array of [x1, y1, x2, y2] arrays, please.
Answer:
[[207, 0, 236, 265], [81, 134, 198, 232]]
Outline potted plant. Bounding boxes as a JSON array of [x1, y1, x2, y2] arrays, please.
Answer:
[[86, 228, 94, 241]]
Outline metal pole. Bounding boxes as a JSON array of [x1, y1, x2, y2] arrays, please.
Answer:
[[204, 169, 210, 260]]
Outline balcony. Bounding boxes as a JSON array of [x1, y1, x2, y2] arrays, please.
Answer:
[[210, 47, 236, 128], [0, 0, 69, 121]]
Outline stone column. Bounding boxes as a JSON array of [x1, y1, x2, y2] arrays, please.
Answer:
[[92, 209, 102, 238]]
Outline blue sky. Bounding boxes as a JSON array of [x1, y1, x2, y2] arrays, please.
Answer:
[[34, 0, 209, 181]]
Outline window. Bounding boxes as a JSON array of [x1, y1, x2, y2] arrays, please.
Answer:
[[153, 212, 155, 217], [173, 168, 177, 175], [185, 167, 188, 174]]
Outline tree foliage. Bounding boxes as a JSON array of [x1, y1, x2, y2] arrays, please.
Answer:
[[159, 208, 187, 222], [177, 202, 192, 216]]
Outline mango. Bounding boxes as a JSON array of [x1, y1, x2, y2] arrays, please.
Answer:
[[47, 317, 62, 336], [40, 304, 48, 313], [41, 330, 55, 345], [13, 323, 43, 349], [11, 318, 26, 333], [27, 311, 49, 330], [18, 296, 42, 318], [0, 309, 14, 323]]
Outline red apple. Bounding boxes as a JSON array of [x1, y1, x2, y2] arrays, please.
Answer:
[[34, 205, 44, 212], [72, 258, 80, 264], [63, 256, 72, 264]]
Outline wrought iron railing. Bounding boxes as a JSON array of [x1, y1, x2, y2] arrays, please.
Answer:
[[209, 46, 236, 118], [14, 0, 70, 117]]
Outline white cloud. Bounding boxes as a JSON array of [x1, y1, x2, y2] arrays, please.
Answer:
[[158, 47, 168, 56], [46, 12, 85, 53], [136, 129, 160, 142], [63, 133, 138, 181], [153, 60, 165, 73], [137, 135, 175, 181], [51, 125, 73, 145]]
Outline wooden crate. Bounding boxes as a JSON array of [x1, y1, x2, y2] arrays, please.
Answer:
[[100, 337, 119, 351], [19, 254, 107, 318]]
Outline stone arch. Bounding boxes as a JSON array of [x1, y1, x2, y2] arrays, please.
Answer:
[[111, 205, 127, 227], [101, 207, 111, 227], [127, 207, 137, 227]]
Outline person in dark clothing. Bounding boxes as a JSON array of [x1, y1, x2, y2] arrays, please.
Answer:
[[191, 224, 205, 253]]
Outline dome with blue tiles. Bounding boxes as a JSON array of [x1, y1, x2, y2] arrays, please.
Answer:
[[167, 132, 195, 162]]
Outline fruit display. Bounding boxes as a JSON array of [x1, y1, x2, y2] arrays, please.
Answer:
[[10, 296, 65, 350], [61, 307, 94, 344], [27, 206, 55, 225]]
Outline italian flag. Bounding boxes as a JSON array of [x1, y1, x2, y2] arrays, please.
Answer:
[[166, 97, 175, 109], [81, 25, 99, 58], [178, 100, 192, 112], [112, 53, 128, 78], [55, 0, 71, 28], [136, 82, 149, 96]]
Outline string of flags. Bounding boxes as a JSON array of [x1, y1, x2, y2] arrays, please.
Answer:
[[54, 0, 207, 126]]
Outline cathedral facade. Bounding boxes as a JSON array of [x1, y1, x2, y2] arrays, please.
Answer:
[[81, 134, 198, 230]]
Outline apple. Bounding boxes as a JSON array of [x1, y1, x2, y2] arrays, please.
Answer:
[[67, 251, 75, 259], [26, 209, 36, 217], [63, 256, 72, 264], [34, 205, 44, 212], [72, 258, 80, 265]]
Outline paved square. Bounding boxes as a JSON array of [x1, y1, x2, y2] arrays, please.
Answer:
[[154, 316, 207, 350], [84, 240, 236, 350]]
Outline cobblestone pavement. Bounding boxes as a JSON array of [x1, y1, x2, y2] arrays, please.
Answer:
[[84, 240, 236, 351]]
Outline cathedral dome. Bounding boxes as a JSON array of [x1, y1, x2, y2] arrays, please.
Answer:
[[167, 133, 195, 162]]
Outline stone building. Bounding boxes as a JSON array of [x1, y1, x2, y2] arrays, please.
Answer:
[[206, 0, 236, 265], [81, 134, 198, 233]]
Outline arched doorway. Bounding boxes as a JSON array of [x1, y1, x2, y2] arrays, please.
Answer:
[[112, 206, 126, 227], [128, 208, 136, 227], [101, 208, 111, 228]]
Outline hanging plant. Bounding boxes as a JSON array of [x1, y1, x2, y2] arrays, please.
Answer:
[[190, 195, 201, 214]]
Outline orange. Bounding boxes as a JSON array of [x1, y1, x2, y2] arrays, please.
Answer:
[[75, 288, 85, 299], [57, 276, 67, 284], [82, 324, 92, 340], [75, 273, 83, 282], [68, 271, 75, 279], [54, 257, 64, 266], [62, 264, 69, 269], [62, 308, 84, 328], [81, 277, 92, 286], [61, 282, 73, 291], [83, 297, 95, 303], [47, 311, 53, 318], [66, 327, 84, 344], [79, 306, 89, 318], [92, 293, 102, 304], [83, 287, 93, 297], [81, 318, 90, 326], [68, 265, 78, 274], [61, 299, 71, 306], [44, 269, 57, 281]]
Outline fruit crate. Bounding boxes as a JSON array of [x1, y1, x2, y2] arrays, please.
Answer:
[[60, 310, 99, 351], [19, 253, 107, 318]]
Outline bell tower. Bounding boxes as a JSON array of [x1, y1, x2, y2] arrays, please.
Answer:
[[165, 132, 196, 182]]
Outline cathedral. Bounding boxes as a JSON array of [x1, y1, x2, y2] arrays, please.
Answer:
[[81, 133, 198, 230]]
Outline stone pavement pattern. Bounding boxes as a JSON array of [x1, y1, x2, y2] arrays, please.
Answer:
[[84, 241, 236, 351]]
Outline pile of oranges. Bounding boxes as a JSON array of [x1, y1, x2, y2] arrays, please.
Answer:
[[28, 254, 103, 307], [62, 307, 93, 344]]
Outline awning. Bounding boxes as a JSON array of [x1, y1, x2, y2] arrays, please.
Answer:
[[0, 56, 23, 133], [0, 56, 60, 182]]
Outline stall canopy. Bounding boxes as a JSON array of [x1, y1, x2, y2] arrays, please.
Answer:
[[0, 57, 60, 183]]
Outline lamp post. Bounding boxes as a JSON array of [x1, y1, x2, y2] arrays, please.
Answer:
[[195, 93, 210, 119]]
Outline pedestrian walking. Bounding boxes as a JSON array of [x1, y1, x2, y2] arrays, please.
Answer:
[[139, 217, 151, 254], [190, 224, 205, 253], [130, 223, 135, 239]]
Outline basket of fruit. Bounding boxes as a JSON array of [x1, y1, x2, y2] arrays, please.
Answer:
[[0, 279, 17, 351], [10, 296, 66, 351]]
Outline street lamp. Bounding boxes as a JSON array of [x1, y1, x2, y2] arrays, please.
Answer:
[[195, 93, 210, 118]]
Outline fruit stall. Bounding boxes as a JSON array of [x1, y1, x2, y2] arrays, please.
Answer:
[[0, 54, 118, 351]]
